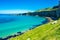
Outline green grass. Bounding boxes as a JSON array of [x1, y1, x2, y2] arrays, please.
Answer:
[[8, 20, 60, 40], [36, 8, 58, 12]]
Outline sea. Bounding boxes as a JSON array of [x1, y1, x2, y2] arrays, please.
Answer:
[[0, 14, 47, 38]]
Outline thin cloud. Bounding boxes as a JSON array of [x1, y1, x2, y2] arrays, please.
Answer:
[[0, 10, 34, 14]]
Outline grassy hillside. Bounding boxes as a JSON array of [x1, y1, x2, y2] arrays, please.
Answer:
[[8, 19, 60, 40], [36, 8, 58, 12]]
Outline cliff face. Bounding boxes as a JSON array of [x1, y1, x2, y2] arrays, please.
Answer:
[[35, 5, 60, 18], [24, 9, 59, 18], [19, 5, 60, 19], [36, 8, 60, 18]]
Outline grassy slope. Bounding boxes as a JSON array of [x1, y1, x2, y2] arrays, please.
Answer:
[[36, 8, 58, 12], [8, 20, 60, 40]]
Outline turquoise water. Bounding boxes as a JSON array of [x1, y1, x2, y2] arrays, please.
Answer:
[[0, 15, 46, 38]]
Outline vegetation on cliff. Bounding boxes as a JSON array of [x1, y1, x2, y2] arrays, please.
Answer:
[[36, 7, 58, 12]]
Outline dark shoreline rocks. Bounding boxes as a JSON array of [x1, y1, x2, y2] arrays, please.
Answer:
[[1, 32, 23, 40]]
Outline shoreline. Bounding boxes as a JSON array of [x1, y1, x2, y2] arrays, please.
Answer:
[[0, 16, 50, 40]]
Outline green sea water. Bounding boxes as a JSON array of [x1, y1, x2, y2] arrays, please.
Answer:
[[0, 15, 46, 38]]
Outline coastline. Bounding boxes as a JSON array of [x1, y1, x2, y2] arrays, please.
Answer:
[[45, 17, 53, 22], [1, 16, 50, 40], [0, 15, 52, 40]]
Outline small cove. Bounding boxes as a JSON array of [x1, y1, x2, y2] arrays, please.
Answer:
[[0, 14, 47, 38]]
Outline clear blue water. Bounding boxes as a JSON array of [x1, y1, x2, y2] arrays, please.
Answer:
[[0, 15, 46, 38]]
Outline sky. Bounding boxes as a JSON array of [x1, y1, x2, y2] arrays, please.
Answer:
[[0, 0, 59, 14]]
